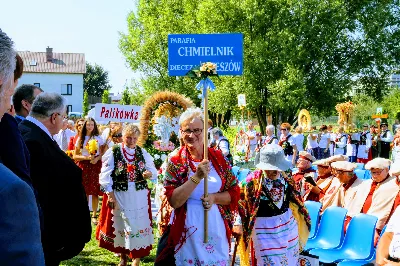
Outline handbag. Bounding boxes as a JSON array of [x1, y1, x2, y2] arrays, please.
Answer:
[[154, 225, 176, 266]]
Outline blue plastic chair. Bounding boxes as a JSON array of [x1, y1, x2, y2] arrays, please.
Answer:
[[336, 225, 386, 266], [237, 169, 250, 182], [231, 166, 240, 177], [310, 213, 378, 263], [304, 206, 348, 251], [354, 169, 366, 179], [364, 170, 371, 179], [355, 163, 365, 170], [304, 201, 322, 239]]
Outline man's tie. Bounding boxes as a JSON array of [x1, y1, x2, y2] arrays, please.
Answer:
[[62, 130, 68, 151]]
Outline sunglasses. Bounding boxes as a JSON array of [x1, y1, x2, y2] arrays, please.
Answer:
[[280, 128, 288, 131], [112, 133, 123, 138]]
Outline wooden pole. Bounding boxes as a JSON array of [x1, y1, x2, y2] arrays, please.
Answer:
[[203, 88, 209, 243]]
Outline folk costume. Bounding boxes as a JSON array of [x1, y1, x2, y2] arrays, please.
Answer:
[[263, 134, 278, 146], [334, 133, 347, 155], [357, 128, 372, 164], [155, 147, 240, 266], [377, 124, 393, 159], [330, 161, 363, 210], [304, 159, 342, 212], [237, 145, 310, 266], [346, 132, 360, 162], [292, 152, 317, 197], [75, 136, 104, 196], [279, 133, 295, 164], [96, 143, 157, 258], [346, 159, 398, 232], [385, 207, 400, 262]]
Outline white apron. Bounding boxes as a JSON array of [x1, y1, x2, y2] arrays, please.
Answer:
[[174, 162, 229, 266], [113, 183, 154, 251]]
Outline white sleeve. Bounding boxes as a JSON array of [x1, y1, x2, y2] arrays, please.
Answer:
[[99, 147, 115, 193], [53, 132, 61, 146], [382, 131, 394, 142], [386, 207, 400, 233], [75, 137, 81, 148], [218, 140, 230, 156], [366, 133, 372, 149], [272, 138, 278, 145], [142, 149, 158, 179], [96, 136, 105, 146], [338, 135, 347, 148]]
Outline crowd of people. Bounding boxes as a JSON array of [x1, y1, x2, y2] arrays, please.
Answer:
[[1, 28, 400, 266]]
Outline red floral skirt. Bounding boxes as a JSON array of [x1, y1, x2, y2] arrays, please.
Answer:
[[76, 160, 102, 196], [95, 193, 152, 258]]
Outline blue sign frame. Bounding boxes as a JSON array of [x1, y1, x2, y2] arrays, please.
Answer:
[[168, 33, 243, 76]]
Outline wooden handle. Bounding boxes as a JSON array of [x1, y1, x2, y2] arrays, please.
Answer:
[[203, 89, 209, 243]]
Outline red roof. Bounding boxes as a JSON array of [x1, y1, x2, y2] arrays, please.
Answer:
[[18, 51, 86, 74]]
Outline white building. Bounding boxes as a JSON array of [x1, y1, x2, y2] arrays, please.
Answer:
[[390, 73, 400, 87], [18, 47, 86, 113]]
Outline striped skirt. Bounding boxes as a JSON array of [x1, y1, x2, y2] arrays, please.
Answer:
[[252, 208, 300, 266]]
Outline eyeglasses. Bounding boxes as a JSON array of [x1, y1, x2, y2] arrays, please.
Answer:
[[371, 169, 384, 175], [112, 133, 123, 138], [53, 113, 67, 119], [181, 128, 203, 136]]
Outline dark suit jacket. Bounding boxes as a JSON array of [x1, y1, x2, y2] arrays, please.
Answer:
[[19, 120, 91, 263], [14, 115, 23, 124], [0, 163, 45, 265]]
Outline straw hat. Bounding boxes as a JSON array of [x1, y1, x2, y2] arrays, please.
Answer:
[[255, 144, 292, 171], [365, 158, 391, 170], [313, 159, 330, 167], [298, 151, 316, 162], [327, 154, 348, 163]]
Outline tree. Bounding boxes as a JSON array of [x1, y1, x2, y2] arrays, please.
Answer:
[[83, 91, 89, 116], [102, 89, 110, 103], [120, 87, 131, 105], [84, 63, 112, 97], [120, 0, 400, 133]]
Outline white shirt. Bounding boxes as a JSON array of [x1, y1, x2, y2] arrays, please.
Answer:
[[53, 128, 76, 150], [386, 207, 400, 259], [26, 116, 52, 139], [378, 130, 394, 143], [246, 130, 257, 145], [101, 127, 111, 143], [75, 136, 104, 156], [293, 133, 304, 151], [263, 134, 278, 145], [307, 133, 318, 149], [99, 144, 157, 193], [318, 132, 331, 149]]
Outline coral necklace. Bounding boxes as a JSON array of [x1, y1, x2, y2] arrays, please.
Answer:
[[122, 143, 135, 163]]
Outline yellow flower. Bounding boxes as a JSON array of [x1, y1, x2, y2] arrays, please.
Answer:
[[200, 66, 206, 71], [87, 139, 98, 155]]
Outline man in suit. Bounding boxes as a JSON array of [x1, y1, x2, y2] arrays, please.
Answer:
[[12, 84, 43, 124], [19, 92, 91, 266], [0, 28, 45, 265]]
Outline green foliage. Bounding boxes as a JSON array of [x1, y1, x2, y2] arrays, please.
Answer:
[[120, 87, 131, 105], [222, 126, 237, 150], [101, 89, 110, 104], [84, 63, 112, 97], [83, 91, 89, 116], [120, 0, 400, 132]]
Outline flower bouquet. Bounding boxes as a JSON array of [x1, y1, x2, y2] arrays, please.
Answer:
[[86, 139, 98, 155], [186, 62, 218, 79], [65, 150, 74, 159], [153, 140, 175, 152]]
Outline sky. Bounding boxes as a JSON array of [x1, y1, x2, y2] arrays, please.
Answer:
[[1, 0, 138, 94]]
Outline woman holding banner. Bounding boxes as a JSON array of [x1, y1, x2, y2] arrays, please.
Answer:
[[96, 124, 157, 266], [155, 107, 240, 265]]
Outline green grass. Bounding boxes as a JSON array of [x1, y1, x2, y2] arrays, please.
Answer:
[[61, 215, 159, 266]]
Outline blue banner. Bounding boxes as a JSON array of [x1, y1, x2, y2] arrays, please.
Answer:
[[168, 33, 243, 76]]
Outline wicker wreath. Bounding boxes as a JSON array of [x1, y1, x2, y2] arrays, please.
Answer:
[[138, 91, 193, 168], [298, 109, 312, 131]]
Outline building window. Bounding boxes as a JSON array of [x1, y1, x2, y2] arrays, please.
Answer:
[[67, 105, 72, 114], [61, 84, 72, 95], [33, 83, 40, 88]]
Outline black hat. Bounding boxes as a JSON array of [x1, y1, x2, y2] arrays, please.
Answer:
[[380, 122, 388, 127]]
